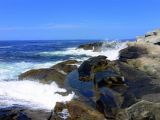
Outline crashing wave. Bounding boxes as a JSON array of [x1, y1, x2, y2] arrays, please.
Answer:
[[38, 41, 128, 60], [0, 40, 128, 111], [0, 80, 74, 110]]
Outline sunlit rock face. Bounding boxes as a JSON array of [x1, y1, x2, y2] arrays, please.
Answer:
[[137, 29, 160, 44], [119, 41, 160, 80]]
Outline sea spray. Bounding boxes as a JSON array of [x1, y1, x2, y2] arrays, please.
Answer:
[[0, 80, 74, 110], [38, 41, 128, 60]]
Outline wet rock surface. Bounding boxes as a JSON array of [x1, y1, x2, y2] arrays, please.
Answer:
[[76, 56, 128, 119], [0, 106, 51, 120], [77, 42, 103, 51], [51, 60, 79, 74], [19, 60, 79, 87], [78, 55, 109, 81], [53, 99, 105, 120], [77, 41, 122, 52], [75, 30, 160, 119]]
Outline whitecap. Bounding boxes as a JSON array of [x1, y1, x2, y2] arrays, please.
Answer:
[[38, 41, 128, 60], [0, 80, 74, 110]]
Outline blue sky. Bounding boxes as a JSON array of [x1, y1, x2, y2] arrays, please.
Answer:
[[0, 0, 160, 40]]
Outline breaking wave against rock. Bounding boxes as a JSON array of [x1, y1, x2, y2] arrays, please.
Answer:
[[0, 61, 62, 80], [0, 40, 127, 113], [0, 60, 74, 110], [38, 41, 127, 60], [0, 80, 74, 110]]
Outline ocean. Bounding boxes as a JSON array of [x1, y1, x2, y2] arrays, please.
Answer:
[[0, 40, 127, 110]]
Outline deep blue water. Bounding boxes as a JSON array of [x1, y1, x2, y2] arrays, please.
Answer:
[[0, 40, 99, 63]]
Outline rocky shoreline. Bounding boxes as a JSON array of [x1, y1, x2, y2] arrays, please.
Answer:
[[1, 29, 160, 120]]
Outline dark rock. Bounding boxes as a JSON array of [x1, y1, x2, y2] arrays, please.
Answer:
[[51, 60, 79, 73], [90, 59, 160, 118], [77, 51, 160, 119], [0, 107, 30, 120], [53, 99, 105, 120], [78, 55, 109, 81], [0, 106, 51, 120], [19, 68, 66, 86], [97, 75, 125, 88], [119, 45, 148, 61], [54, 102, 66, 113], [154, 42, 160, 45], [115, 61, 160, 104], [75, 31, 160, 119], [114, 52, 160, 118], [77, 41, 123, 52], [77, 42, 103, 51], [96, 89, 119, 119], [77, 56, 129, 119], [19, 60, 78, 87]]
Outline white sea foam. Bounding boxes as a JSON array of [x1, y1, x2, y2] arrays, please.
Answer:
[[59, 109, 70, 119], [0, 80, 74, 110], [0, 61, 62, 81], [0, 60, 74, 110], [39, 41, 127, 60]]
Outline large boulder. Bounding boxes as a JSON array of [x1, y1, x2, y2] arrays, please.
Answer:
[[19, 68, 66, 86], [78, 55, 125, 88], [53, 99, 105, 120], [78, 55, 109, 81], [19, 60, 79, 87], [77, 56, 129, 119]]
